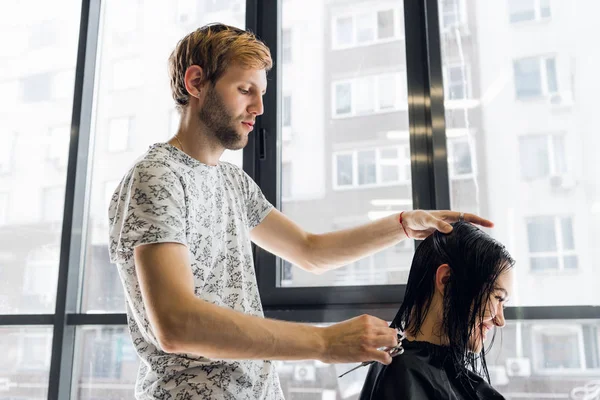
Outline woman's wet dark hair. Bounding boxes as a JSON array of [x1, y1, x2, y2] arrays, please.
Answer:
[[391, 222, 515, 382]]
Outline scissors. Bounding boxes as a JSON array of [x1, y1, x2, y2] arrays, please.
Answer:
[[338, 330, 406, 378]]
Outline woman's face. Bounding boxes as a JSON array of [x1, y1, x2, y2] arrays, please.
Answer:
[[468, 267, 514, 353]]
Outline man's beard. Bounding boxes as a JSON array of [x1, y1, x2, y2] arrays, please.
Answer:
[[198, 85, 248, 150]]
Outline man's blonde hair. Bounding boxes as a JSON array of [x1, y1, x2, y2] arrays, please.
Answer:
[[169, 23, 273, 111]]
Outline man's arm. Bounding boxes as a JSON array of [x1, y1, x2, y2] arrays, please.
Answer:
[[250, 209, 493, 274], [134, 242, 398, 363]]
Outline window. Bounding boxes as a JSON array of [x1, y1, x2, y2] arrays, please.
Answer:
[[84, 0, 247, 315], [332, 7, 401, 49], [440, 0, 465, 29], [47, 125, 70, 168], [533, 325, 585, 372], [0, 327, 52, 399], [0, 193, 8, 225], [107, 117, 133, 152], [283, 95, 292, 127], [509, 0, 551, 23], [333, 73, 406, 117], [282, 28, 292, 63], [445, 64, 469, 100], [448, 138, 474, 178], [112, 58, 141, 90], [514, 56, 558, 98], [526, 216, 577, 271], [334, 146, 411, 189], [519, 134, 567, 180]]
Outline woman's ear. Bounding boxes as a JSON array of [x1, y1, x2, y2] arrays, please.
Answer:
[[435, 264, 451, 295]]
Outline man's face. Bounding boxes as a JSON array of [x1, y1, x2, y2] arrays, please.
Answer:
[[468, 267, 514, 353], [198, 64, 267, 150]]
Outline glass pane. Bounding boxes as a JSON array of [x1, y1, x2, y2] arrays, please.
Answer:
[[508, 0, 536, 23], [281, 0, 411, 287], [449, 140, 473, 176], [545, 57, 558, 93], [82, 0, 247, 313], [0, 327, 52, 399], [74, 326, 138, 400], [526, 216, 557, 252], [335, 83, 352, 115], [356, 13, 374, 43], [336, 154, 353, 187], [519, 135, 550, 179], [552, 135, 567, 174], [357, 150, 376, 185], [540, 0, 552, 18], [442, 0, 600, 306], [335, 16, 353, 47], [354, 78, 375, 114], [0, 0, 81, 314], [377, 9, 394, 39], [514, 58, 542, 98]]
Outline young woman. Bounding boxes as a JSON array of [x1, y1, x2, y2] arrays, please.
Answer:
[[360, 222, 515, 400]]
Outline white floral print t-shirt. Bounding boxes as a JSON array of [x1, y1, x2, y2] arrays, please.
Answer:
[[108, 143, 283, 400]]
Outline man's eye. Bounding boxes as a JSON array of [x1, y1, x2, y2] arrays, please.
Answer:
[[239, 89, 249, 94]]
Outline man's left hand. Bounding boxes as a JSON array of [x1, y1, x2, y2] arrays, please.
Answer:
[[400, 210, 494, 240]]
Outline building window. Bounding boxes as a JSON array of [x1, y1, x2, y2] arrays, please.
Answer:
[[283, 96, 292, 127], [332, 8, 401, 49], [0, 192, 8, 226], [441, 0, 466, 29], [333, 73, 406, 117], [514, 56, 558, 98], [47, 126, 70, 168], [519, 134, 567, 180], [445, 64, 469, 100], [112, 58, 141, 91], [508, 0, 551, 23], [533, 325, 585, 372], [526, 216, 577, 271], [334, 146, 410, 189], [282, 29, 292, 63], [107, 117, 134, 153], [448, 138, 474, 178]]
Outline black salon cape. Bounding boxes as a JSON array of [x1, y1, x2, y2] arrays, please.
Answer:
[[359, 340, 505, 400]]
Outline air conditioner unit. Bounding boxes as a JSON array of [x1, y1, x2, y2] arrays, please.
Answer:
[[293, 364, 316, 382], [505, 358, 531, 377], [549, 174, 577, 190], [548, 92, 574, 108]]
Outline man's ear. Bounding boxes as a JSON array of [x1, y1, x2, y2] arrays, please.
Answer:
[[184, 65, 205, 99], [435, 264, 451, 295]]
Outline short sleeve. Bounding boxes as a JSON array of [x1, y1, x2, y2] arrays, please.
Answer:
[[240, 169, 274, 229], [108, 161, 187, 264]]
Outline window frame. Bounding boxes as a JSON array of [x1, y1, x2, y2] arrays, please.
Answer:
[[525, 215, 578, 272], [331, 5, 404, 50], [513, 55, 559, 99], [508, 0, 552, 24]]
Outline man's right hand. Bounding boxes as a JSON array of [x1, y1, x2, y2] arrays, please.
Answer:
[[319, 314, 398, 365]]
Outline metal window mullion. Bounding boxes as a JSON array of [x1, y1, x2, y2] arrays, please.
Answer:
[[48, 1, 102, 399]]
